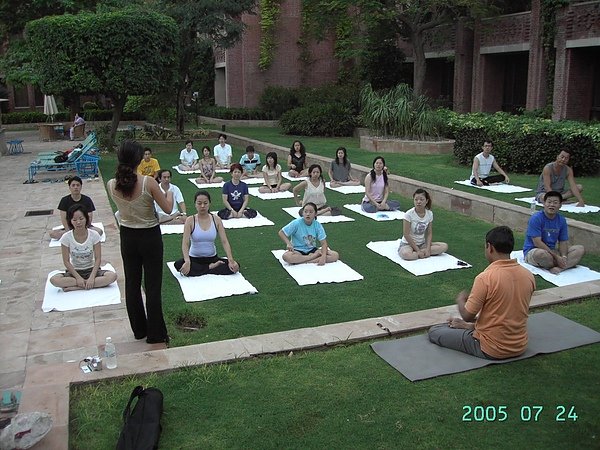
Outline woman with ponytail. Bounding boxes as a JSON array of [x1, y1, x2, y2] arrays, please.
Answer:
[[361, 156, 400, 213], [107, 140, 174, 344]]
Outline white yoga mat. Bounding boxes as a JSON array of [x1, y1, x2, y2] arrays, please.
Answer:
[[282, 172, 308, 182], [42, 263, 120, 312], [49, 222, 106, 247], [515, 197, 600, 213], [188, 178, 224, 189], [271, 249, 363, 286], [325, 182, 365, 194], [510, 250, 600, 287], [248, 187, 294, 200], [344, 204, 405, 221], [160, 224, 185, 234], [281, 207, 355, 224], [172, 165, 202, 175], [367, 240, 472, 276], [454, 179, 531, 193], [217, 211, 274, 229], [167, 261, 257, 302]]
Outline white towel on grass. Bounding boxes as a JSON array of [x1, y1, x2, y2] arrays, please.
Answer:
[[282, 172, 308, 182], [325, 182, 365, 194], [367, 240, 472, 276], [510, 250, 600, 287], [188, 178, 224, 189], [167, 261, 257, 302], [515, 197, 600, 213], [42, 263, 120, 312], [248, 187, 294, 200], [49, 222, 106, 247], [271, 249, 363, 286], [217, 211, 274, 229], [344, 204, 405, 221], [160, 224, 185, 234], [454, 179, 531, 193], [172, 165, 202, 175], [281, 207, 354, 223]]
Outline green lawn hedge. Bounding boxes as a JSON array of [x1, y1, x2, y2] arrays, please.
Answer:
[[444, 110, 600, 175]]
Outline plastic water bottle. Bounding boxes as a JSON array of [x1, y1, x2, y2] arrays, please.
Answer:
[[530, 199, 536, 215], [104, 337, 117, 369]]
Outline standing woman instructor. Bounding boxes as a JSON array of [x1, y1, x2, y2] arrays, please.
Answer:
[[108, 140, 173, 344]]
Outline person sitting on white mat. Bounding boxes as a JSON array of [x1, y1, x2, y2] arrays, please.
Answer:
[[196, 146, 224, 185], [278, 202, 339, 265], [428, 226, 535, 359], [399, 188, 448, 260], [214, 134, 232, 169], [259, 152, 291, 193], [362, 156, 400, 213], [49, 176, 103, 240], [155, 169, 187, 224], [217, 163, 257, 219], [174, 190, 239, 276], [293, 163, 332, 216], [535, 149, 585, 206], [50, 204, 117, 292], [178, 140, 200, 172], [470, 140, 510, 186], [523, 190, 585, 274], [328, 146, 360, 187]]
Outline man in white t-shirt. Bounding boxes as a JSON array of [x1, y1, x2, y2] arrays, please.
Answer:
[[214, 133, 232, 169], [179, 140, 200, 171], [155, 169, 187, 224], [470, 140, 510, 186]]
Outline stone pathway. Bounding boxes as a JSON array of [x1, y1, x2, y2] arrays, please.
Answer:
[[0, 129, 598, 449]]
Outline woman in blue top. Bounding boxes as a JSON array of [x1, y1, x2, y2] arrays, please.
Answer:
[[174, 190, 239, 276], [278, 202, 339, 265]]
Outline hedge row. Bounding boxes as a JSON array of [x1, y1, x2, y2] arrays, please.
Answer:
[[198, 106, 274, 120], [279, 103, 357, 137], [2, 109, 145, 124], [443, 110, 600, 176]]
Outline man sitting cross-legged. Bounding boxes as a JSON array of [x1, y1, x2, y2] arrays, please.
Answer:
[[155, 169, 187, 224], [49, 176, 103, 240], [428, 226, 535, 360], [523, 190, 585, 274]]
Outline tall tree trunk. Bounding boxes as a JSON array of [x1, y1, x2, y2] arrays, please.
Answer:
[[109, 96, 125, 151], [411, 31, 427, 96], [176, 86, 185, 135]]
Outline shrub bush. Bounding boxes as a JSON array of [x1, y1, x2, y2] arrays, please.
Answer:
[[259, 86, 300, 118], [2, 111, 69, 123], [447, 111, 600, 176], [279, 103, 356, 137], [82, 101, 98, 111], [198, 106, 274, 120]]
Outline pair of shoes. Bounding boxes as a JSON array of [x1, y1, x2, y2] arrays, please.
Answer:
[[1, 391, 21, 413], [146, 335, 170, 346], [0, 412, 52, 450]]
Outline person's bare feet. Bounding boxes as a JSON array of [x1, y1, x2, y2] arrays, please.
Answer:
[[63, 286, 83, 292], [208, 260, 225, 270], [447, 317, 474, 330], [549, 266, 563, 274]]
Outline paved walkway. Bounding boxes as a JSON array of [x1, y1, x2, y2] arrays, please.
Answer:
[[0, 129, 598, 449]]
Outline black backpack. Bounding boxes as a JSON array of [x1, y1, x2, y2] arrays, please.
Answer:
[[116, 386, 163, 450]]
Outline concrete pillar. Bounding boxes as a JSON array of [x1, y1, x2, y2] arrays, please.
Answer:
[[453, 19, 473, 113], [526, 0, 547, 111]]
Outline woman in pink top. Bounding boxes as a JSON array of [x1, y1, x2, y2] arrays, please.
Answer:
[[361, 156, 400, 213]]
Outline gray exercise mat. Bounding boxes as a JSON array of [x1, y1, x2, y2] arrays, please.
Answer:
[[371, 312, 600, 381]]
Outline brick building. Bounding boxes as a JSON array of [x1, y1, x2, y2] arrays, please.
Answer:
[[216, 0, 600, 121]]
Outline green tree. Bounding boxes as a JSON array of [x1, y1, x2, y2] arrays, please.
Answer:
[[25, 9, 177, 148], [160, 0, 256, 134], [301, 0, 499, 95]]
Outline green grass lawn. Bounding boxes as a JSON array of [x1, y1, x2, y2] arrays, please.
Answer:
[[71, 132, 600, 449], [223, 126, 600, 227], [70, 298, 600, 450], [98, 145, 600, 347]]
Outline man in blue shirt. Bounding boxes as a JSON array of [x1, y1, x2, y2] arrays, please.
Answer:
[[523, 191, 584, 274], [239, 145, 261, 178]]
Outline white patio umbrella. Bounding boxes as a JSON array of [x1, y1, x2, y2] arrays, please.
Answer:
[[43, 95, 58, 122]]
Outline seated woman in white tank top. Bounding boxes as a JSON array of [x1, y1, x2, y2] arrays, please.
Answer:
[[174, 190, 239, 276]]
